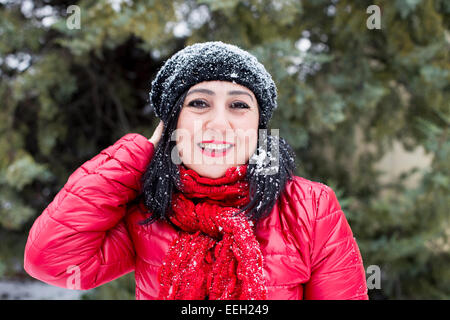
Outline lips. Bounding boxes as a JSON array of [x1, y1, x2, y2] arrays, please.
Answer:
[[200, 140, 233, 144], [197, 140, 234, 157]]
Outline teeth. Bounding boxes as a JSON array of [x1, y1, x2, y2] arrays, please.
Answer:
[[198, 143, 233, 150]]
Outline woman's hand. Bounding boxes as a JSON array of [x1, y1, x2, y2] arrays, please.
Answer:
[[149, 120, 164, 148]]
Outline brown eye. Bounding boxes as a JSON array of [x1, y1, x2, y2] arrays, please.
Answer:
[[231, 101, 250, 109], [188, 99, 208, 108]]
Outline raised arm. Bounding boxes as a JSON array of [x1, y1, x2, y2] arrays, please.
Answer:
[[24, 133, 154, 290]]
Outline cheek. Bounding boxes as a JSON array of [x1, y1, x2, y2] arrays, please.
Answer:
[[176, 111, 207, 165], [242, 132, 258, 158], [175, 112, 194, 152], [236, 121, 259, 161]]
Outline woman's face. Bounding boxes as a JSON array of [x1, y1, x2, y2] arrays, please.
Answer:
[[175, 80, 259, 178]]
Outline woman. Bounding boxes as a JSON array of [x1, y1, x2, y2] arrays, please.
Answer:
[[24, 41, 368, 300]]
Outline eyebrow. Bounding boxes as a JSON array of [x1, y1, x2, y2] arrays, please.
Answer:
[[186, 88, 254, 102]]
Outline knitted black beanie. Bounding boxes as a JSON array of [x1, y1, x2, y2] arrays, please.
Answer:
[[149, 41, 278, 128]]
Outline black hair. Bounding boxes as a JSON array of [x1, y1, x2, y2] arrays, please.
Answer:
[[138, 90, 296, 225]]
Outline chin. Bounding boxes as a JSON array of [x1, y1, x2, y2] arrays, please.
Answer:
[[183, 164, 236, 179]]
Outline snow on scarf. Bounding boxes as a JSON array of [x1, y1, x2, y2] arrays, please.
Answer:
[[157, 164, 267, 300]]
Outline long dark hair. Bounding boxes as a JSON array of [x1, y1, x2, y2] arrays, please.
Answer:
[[138, 90, 296, 225]]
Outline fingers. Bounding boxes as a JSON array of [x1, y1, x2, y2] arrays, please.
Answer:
[[149, 120, 164, 148]]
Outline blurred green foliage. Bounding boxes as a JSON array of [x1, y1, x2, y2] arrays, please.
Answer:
[[0, 0, 448, 299]]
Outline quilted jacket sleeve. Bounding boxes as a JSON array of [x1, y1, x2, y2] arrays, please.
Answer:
[[304, 186, 369, 300], [24, 133, 154, 290]]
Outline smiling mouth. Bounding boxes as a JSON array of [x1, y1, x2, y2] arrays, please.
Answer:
[[197, 142, 234, 157]]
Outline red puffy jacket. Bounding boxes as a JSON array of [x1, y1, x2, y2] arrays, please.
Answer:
[[24, 133, 369, 300]]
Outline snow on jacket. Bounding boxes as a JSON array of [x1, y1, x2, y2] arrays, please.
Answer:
[[24, 133, 369, 300]]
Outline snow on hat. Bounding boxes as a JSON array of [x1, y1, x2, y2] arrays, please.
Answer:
[[149, 41, 278, 128]]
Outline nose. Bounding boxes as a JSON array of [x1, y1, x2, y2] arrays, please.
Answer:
[[204, 101, 233, 135]]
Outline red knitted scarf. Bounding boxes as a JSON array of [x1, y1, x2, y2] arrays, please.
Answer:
[[157, 164, 267, 300]]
